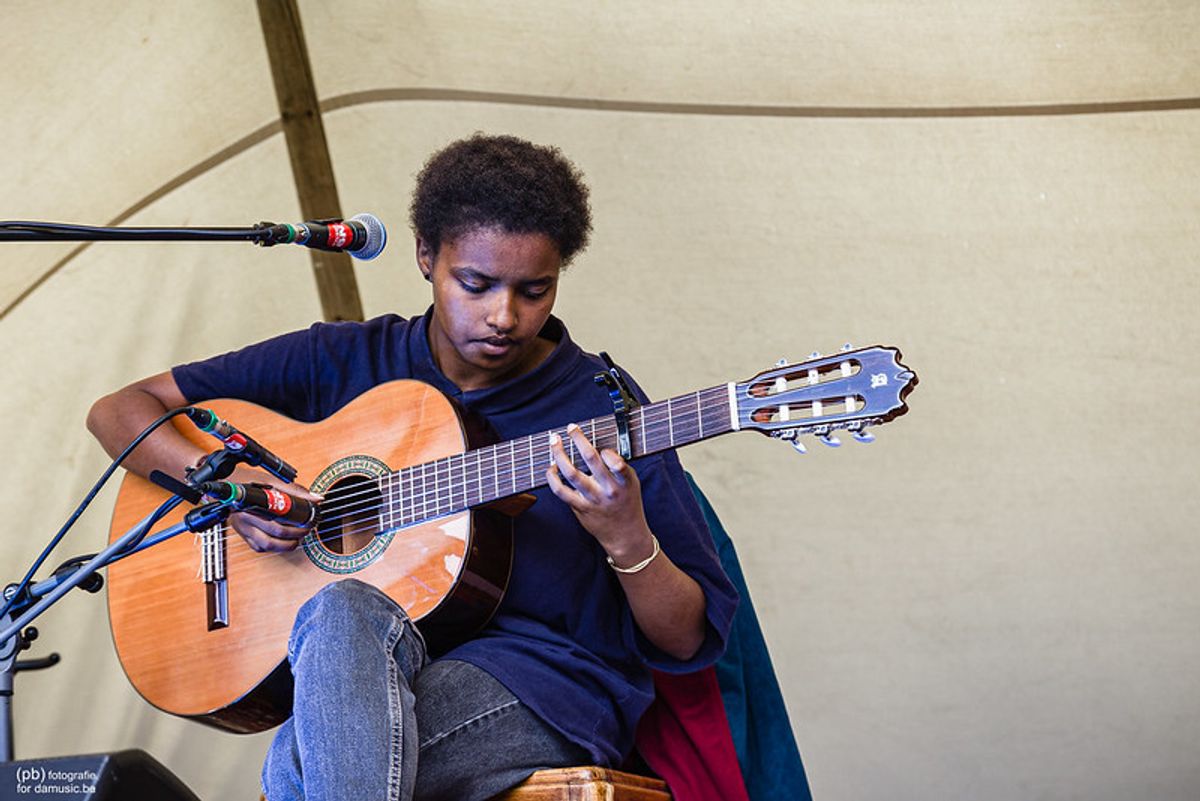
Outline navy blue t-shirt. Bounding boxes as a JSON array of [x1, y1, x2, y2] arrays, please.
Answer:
[[173, 310, 738, 764]]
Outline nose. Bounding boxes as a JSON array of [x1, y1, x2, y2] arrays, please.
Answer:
[[487, 290, 517, 333]]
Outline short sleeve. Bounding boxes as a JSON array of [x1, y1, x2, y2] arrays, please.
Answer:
[[173, 325, 321, 420], [171, 315, 414, 421]]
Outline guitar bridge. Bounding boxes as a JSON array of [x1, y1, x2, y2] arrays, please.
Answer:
[[201, 524, 229, 630]]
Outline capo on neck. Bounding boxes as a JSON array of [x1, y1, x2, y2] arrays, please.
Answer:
[[594, 352, 639, 461]]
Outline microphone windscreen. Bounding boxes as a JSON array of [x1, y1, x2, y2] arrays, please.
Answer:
[[349, 213, 387, 260]]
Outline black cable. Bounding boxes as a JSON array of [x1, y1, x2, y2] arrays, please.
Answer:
[[0, 407, 194, 621], [0, 221, 265, 242]]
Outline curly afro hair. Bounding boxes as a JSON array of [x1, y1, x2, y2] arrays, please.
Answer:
[[409, 133, 592, 266]]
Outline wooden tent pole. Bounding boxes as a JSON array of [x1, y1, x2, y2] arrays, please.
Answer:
[[257, 0, 364, 323]]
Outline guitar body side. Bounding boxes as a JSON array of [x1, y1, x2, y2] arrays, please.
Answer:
[[105, 380, 511, 733]]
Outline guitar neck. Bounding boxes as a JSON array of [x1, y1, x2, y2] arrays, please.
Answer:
[[383, 384, 735, 527]]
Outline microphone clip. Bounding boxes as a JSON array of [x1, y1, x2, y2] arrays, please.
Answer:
[[252, 219, 342, 248], [184, 407, 298, 483]]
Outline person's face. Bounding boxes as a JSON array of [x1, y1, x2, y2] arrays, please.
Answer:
[[418, 226, 562, 391]]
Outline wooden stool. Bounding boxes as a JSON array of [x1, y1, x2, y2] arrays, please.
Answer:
[[490, 766, 671, 800]]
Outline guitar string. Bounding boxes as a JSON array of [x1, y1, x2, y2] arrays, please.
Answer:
[[197, 370, 890, 566], [289, 386, 734, 529], [204, 387, 738, 560], [133, 366, 892, 577], [261, 388, 733, 532], [279, 366, 863, 526], [187, 364, 890, 566]]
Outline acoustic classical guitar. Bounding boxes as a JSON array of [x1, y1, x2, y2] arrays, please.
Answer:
[[106, 346, 917, 733]]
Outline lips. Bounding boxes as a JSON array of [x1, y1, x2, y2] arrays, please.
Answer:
[[478, 336, 516, 355]]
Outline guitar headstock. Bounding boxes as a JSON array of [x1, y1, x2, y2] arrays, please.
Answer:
[[734, 345, 917, 451]]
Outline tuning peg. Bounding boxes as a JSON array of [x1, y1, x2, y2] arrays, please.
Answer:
[[809, 350, 821, 359], [820, 434, 841, 448], [790, 439, 807, 454], [852, 429, 875, 444], [841, 342, 853, 351], [776, 358, 787, 367]]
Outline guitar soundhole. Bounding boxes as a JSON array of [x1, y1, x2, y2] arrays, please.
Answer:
[[316, 474, 382, 556]]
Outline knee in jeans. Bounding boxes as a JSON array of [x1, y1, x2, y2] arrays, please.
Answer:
[[292, 580, 408, 650], [289, 580, 426, 678], [305, 579, 399, 619]]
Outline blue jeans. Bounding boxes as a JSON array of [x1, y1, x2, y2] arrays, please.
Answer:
[[262, 580, 589, 801]]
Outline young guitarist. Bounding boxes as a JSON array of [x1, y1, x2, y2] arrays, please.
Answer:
[[87, 134, 738, 801]]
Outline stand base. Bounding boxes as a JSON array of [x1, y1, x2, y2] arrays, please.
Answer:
[[0, 749, 199, 800]]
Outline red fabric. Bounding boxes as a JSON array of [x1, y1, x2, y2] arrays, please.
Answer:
[[634, 667, 752, 801]]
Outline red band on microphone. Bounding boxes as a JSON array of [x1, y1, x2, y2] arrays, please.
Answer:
[[327, 222, 352, 248], [263, 489, 292, 515]]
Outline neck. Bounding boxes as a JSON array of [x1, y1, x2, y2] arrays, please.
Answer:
[[382, 383, 734, 526]]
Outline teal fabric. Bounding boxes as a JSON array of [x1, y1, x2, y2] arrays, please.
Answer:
[[686, 475, 813, 801]]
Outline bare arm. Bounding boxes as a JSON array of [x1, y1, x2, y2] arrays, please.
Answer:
[[87, 371, 318, 553], [547, 424, 707, 661], [87, 371, 202, 480]]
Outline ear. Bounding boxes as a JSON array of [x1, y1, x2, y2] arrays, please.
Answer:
[[415, 237, 435, 281]]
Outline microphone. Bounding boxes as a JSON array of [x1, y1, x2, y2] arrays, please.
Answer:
[[185, 407, 298, 483], [258, 213, 387, 260], [198, 481, 318, 527]]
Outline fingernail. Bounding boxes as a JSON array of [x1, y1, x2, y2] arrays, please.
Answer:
[[549, 432, 560, 446], [567, 423, 580, 434]]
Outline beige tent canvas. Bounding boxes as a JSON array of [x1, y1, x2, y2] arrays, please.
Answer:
[[1, 3, 1198, 799]]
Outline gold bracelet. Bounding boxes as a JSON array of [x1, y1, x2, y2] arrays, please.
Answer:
[[606, 535, 660, 574]]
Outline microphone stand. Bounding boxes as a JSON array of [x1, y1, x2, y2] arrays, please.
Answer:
[[0, 215, 387, 261], [0, 446, 248, 762], [0, 220, 274, 245]]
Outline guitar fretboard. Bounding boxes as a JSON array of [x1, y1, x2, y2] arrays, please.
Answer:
[[378, 384, 735, 527]]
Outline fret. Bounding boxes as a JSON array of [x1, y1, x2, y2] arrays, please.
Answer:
[[399, 468, 408, 527], [475, 449, 485, 508], [430, 460, 440, 518], [667, 397, 675, 446], [510, 439, 517, 495], [405, 465, 413, 524], [396, 469, 405, 527], [428, 460, 435, 517], [441, 458, 449, 515], [460, 452, 468, 510], [431, 460, 439, 518], [460, 452, 470, 509], [436, 459, 446, 517], [419, 462, 427, 521], [695, 390, 703, 440], [525, 435, 533, 493]]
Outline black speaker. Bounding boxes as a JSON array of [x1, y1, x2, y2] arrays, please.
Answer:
[[0, 750, 199, 801]]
